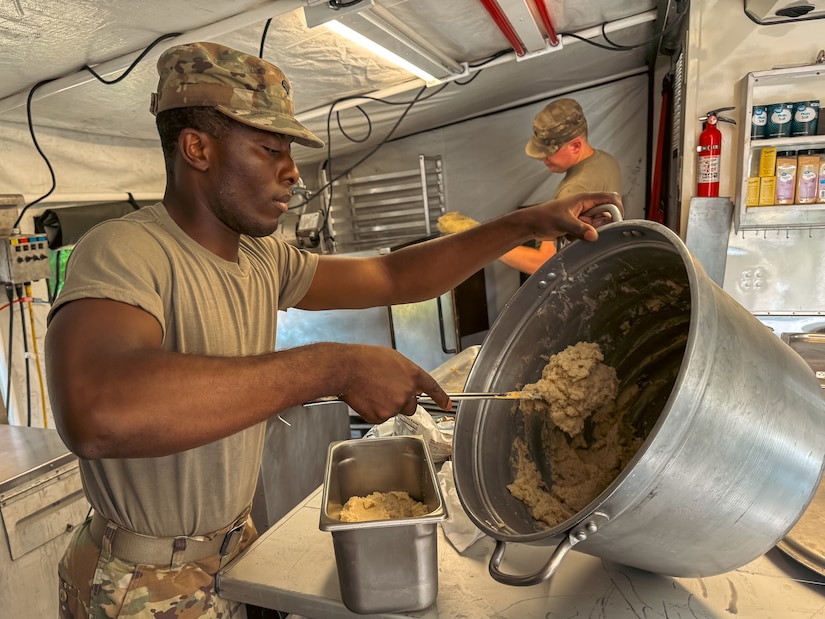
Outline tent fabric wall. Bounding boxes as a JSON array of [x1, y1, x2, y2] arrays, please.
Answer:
[[318, 74, 649, 319], [0, 121, 165, 206]]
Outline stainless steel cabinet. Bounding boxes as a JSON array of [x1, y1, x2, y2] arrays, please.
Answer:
[[0, 425, 89, 619]]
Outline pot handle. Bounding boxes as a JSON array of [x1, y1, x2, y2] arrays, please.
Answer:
[[488, 537, 573, 586], [558, 204, 623, 252], [582, 203, 623, 223], [488, 512, 609, 587]]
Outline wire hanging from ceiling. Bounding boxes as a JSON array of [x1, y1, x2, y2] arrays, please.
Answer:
[[283, 44, 507, 251], [14, 32, 182, 230], [563, 0, 690, 52], [327, 0, 367, 9], [259, 18, 272, 57]]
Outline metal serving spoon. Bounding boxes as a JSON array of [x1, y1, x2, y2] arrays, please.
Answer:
[[304, 390, 543, 407]]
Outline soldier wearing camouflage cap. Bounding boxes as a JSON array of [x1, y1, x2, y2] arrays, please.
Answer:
[[150, 41, 323, 148], [439, 98, 622, 276], [500, 98, 622, 274], [47, 40, 621, 619], [525, 97, 588, 159]]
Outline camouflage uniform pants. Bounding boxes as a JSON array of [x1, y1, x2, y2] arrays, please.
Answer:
[[57, 518, 257, 619]]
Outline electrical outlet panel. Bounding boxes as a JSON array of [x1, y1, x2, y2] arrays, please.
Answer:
[[0, 234, 51, 283]]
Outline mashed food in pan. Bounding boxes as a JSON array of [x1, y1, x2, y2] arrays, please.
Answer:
[[507, 341, 642, 528], [340, 491, 429, 522]]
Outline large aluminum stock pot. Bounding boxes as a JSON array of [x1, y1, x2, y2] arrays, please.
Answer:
[[452, 219, 825, 585]]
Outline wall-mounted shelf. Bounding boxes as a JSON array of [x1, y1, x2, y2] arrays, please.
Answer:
[[734, 63, 825, 231]]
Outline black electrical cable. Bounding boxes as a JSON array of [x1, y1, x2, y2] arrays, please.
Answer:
[[395, 69, 645, 142], [13, 78, 59, 229], [336, 106, 373, 143], [452, 69, 484, 87], [14, 32, 183, 231], [4, 285, 14, 419], [259, 19, 273, 58], [468, 50, 510, 69], [599, 2, 690, 51], [317, 83, 442, 241], [316, 82, 451, 157], [302, 64, 479, 182], [291, 83, 435, 243], [285, 77, 456, 246], [293, 82, 450, 214], [126, 192, 141, 210], [82, 33, 182, 85], [561, 32, 630, 52], [562, 1, 690, 52], [328, 0, 365, 9], [14, 284, 31, 426]]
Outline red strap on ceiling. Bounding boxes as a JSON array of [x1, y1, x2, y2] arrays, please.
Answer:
[[478, 0, 527, 56], [533, 0, 559, 47]]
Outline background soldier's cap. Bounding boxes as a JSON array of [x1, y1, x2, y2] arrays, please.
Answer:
[[150, 41, 324, 149], [525, 98, 587, 159]]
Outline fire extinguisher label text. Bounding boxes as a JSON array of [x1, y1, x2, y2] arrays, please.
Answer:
[[698, 156, 720, 182]]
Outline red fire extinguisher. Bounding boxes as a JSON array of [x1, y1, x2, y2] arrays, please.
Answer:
[[696, 107, 736, 197]]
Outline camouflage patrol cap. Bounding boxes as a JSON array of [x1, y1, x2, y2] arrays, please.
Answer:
[[525, 98, 587, 159], [150, 41, 324, 148]]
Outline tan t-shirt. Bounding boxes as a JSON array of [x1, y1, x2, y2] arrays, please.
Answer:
[[47, 202, 319, 536], [554, 149, 623, 200]]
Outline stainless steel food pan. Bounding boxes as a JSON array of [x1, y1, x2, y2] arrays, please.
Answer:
[[319, 435, 446, 614]]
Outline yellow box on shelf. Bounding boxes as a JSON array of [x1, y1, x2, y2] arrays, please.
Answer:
[[746, 177, 760, 206], [759, 147, 777, 178], [758, 176, 775, 206]]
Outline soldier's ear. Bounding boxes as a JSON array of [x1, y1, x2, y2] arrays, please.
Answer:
[[568, 137, 583, 154], [178, 128, 211, 172]]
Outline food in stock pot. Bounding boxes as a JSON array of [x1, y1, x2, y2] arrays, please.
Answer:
[[508, 341, 643, 528], [520, 341, 618, 436], [340, 491, 429, 522]]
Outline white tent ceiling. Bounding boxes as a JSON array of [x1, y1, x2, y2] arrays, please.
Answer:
[[0, 0, 664, 204]]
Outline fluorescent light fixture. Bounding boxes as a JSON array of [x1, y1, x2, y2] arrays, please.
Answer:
[[324, 20, 441, 85]]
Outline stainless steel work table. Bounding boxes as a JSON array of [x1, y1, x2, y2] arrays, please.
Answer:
[[218, 485, 825, 618]]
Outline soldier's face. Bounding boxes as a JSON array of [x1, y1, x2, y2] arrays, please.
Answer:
[[205, 124, 300, 237], [542, 140, 576, 173]]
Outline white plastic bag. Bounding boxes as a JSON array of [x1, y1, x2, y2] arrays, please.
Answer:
[[393, 406, 453, 463], [437, 460, 486, 552]]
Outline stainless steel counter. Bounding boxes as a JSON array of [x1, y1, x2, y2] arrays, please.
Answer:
[[0, 423, 76, 493], [0, 424, 90, 619], [218, 485, 825, 618]]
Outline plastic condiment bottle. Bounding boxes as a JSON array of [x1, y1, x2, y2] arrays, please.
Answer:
[[774, 151, 797, 205], [796, 149, 819, 204]]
